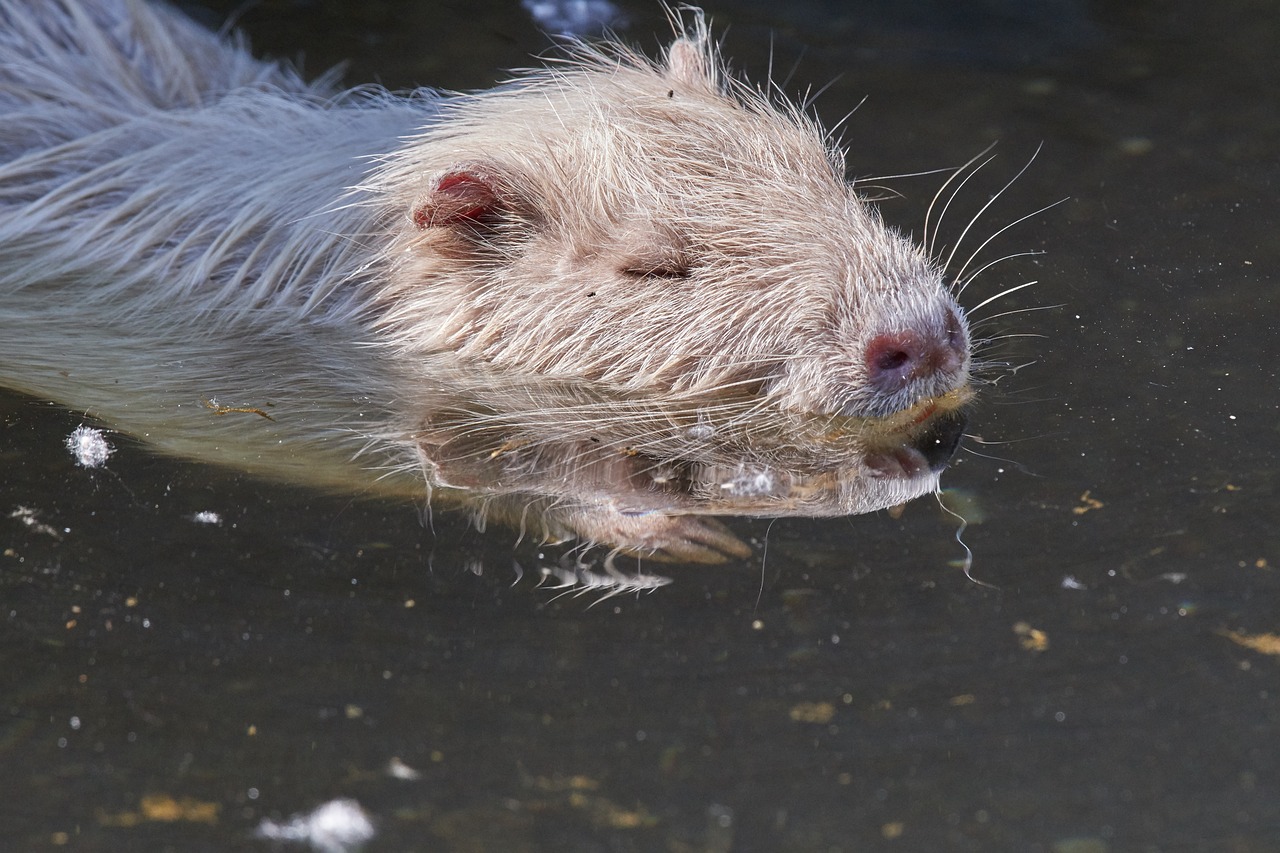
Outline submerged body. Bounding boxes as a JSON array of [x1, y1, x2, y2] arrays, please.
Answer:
[[0, 0, 972, 562]]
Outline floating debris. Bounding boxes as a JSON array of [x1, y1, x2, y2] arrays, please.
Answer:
[[1013, 621, 1050, 652], [386, 757, 421, 781], [1072, 490, 1104, 515], [9, 506, 62, 539], [254, 798, 375, 853], [788, 702, 836, 724], [65, 425, 113, 468], [97, 793, 220, 827], [1220, 629, 1280, 657]]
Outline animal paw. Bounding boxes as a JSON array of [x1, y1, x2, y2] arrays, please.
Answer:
[[559, 506, 753, 564]]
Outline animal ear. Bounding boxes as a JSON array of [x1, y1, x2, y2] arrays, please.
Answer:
[[665, 35, 717, 91], [411, 168, 518, 232]]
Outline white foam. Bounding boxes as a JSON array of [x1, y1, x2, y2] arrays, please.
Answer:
[[254, 798, 375, 853]]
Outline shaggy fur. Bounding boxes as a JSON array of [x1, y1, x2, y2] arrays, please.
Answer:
[[0, 0, 972, 562]]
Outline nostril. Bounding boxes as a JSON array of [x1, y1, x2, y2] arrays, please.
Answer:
[[865, 331, 926, 395], [873, 346, 912, 373], [865, 319, 967, 396]]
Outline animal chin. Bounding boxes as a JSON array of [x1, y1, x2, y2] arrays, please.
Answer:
[[863, 408, 968, 480]]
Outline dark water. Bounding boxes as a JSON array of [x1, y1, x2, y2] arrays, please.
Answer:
[[3, 1, 1278, 850]]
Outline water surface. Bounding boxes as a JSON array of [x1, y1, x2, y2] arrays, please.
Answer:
[[2, 0, 1278, 850]]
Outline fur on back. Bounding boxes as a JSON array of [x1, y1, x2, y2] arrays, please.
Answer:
[[0, 0, 430, 327], [0, 0, 311, 142]]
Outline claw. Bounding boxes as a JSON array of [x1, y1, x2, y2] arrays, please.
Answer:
[[557, 506, 752, 564]]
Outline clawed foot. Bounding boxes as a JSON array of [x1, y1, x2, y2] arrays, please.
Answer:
[[557, 505, 753, 564]]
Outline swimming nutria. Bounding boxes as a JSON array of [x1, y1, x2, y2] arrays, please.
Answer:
[[0, 0, 972, 563]]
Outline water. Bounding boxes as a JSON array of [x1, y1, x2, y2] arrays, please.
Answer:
[[2, 0, 1278, 850]]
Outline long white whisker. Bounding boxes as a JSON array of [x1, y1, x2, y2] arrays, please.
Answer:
[[954, 198, 1068, 295], [923, 142, 997, 258], [967, 280, 1039, 314], [972, 302, 1065, 324], [953, 250, 1043, 296], [973, 332, 1049, 342], [855, 164, 957, 184], [943, 143, 1043, 276]]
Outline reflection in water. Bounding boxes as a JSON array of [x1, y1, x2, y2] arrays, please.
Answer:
[[1, 0, 1278, 850]]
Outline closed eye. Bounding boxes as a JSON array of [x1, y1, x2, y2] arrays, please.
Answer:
[[620, 259, 692, 280]]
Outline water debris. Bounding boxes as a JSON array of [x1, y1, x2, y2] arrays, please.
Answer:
[[9, 506, 63, 539], [202, 397, 275, 421], [1219, 630, 1280, 657], [1060, 575, 1087, 590], [254, 798, 375, 853], [97, 793, 220, 827], [65, 425, 113, 468], [788, 701, 836, 724], [1072, 490, 1104, 515], [1013, 621, 1049, 652], [190, 510, 222, 525], [386, 757, 421, 781]]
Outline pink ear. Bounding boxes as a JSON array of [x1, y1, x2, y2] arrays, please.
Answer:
[[412, 170, 505, 230], [666, 37, 715, 91]]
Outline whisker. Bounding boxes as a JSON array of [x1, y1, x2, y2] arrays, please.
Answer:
[[778, 43, 808, 92], [971, 301, 1065, 324], [824, 96, 868, 147], [957, 446, 1040, 476], [853, 163, 957, 184], [953, 250, 1043, 296], [923, 142, 997, 258], [943, 143, 1043, 278], [799, 73, 844, 113], [967, 280, 1039, 314], [954, 198, 1068, 295], [934, 491, 996, 589]]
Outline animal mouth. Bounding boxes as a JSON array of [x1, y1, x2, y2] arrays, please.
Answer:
[[863, 408, 967, 479]]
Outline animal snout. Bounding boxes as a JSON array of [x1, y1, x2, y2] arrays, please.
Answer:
[[864, 309, 968, 396]]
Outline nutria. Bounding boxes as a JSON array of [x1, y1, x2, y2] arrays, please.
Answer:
[[0, 0, 972, 563]]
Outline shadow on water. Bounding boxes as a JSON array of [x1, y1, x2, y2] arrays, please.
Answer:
[[3, 0, 1279, 850]]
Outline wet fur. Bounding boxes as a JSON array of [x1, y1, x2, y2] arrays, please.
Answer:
[[0, 0, 973, 562]]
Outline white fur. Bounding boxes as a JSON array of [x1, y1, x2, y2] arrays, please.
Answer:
[[0, 0, 971, 561]]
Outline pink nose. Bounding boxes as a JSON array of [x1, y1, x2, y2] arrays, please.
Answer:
[[864, 309, 967, 396]]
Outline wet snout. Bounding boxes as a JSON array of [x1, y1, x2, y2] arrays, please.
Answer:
[[864, 306, 969, 397]]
